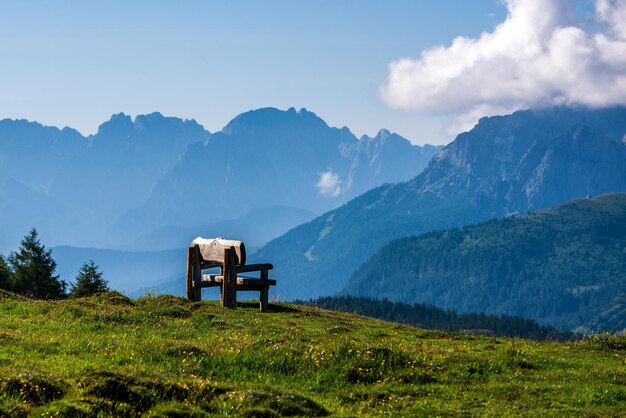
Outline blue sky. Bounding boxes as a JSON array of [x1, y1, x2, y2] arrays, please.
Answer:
[[0, 1, 510, 145], [3, 1, 620, 146]]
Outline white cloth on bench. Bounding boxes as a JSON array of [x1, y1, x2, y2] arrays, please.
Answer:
[[191, 237, 245, 264]]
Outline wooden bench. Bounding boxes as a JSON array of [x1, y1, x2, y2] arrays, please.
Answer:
[[185, 238, 276, 311]]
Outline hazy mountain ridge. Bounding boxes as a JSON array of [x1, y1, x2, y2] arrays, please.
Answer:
[[0, 108, 439, 287], [0, 118, 85, 194], [51, 245, 184, 294], [0, 108, 439, 248], [131, 205, 317, 252], [0, 113, 210, 250], [343, 193, 626, 332], [52, 112, 210, 242], [253, 106, 626, 301], [0, 169, 70, 252], [115, 107, 440, 238]]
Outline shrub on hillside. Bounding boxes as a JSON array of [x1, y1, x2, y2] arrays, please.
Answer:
[[7, 228, 65, 299], [70, 260, 108, 298], [0, 255, 12, 291]]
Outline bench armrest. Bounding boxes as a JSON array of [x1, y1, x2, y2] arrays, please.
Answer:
[[236, 263, 273, 273]]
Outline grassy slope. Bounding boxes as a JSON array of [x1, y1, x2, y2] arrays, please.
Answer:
[[1, 292, 625, 417]]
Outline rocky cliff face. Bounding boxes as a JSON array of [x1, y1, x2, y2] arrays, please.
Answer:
[[345, 129, 439, 200], [412, 108, 626, 216]]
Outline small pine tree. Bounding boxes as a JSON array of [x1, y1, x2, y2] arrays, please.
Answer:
[[0, 255, 12, 291], [8, 228, 65, 299], [70, 260, 108, 298]]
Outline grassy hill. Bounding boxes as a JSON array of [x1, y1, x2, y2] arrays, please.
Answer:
[[1, 291, 626, 416], [344, 193, 626, 333]]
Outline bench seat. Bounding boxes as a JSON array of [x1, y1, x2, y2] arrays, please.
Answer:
[[197, 274, 277, 290]]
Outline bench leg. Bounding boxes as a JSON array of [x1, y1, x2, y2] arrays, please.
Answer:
[[260, 286, 269, 311], [219, 283, 225, 307], [191, 246, 202, 302], [223, 248, 238, 309], [186, 247, 194, 301], [186, 246, 201, 301], [259, 269, 269, 311], [192, 287, 201, 302]]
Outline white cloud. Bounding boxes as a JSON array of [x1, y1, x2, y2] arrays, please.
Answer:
[[315, 169, 342, 197], [380, 0, 626, 133]]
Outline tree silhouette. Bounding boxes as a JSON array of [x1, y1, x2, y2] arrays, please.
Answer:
[[8, 228, 65, 299], [0, 255, 12, 291], [70, 260, 108, 297]]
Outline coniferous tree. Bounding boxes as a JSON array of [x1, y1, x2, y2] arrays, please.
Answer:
[[0, 255, 12, 291], [70, 260, 108, 297], [8, 228, 65, 299]]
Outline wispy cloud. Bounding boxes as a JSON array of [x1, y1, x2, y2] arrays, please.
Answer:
[[315, 169, 342, 197], [380, 0, 626, 133]]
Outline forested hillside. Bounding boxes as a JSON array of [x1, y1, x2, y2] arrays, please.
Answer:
[[344, 193, 626, 333], [295, 296, 568, 339]]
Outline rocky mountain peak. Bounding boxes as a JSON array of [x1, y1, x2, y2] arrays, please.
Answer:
[[375, 128, 392, 141], [221, 107, 330, 137], [133, 112, 206, 138], [95, 113, 133, 139]]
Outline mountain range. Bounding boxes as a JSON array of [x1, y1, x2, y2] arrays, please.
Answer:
[[0, 108, 440, 293], [253, 107, 626, 301], [0, 113, 207, 251], [344, 193, 626, 333], [0, 108, 439, 256], [3, 104, 625, 315], [113, 108, 440, 242]]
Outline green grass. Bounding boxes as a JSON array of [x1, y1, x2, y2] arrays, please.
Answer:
[[0, 291, 625, 416]]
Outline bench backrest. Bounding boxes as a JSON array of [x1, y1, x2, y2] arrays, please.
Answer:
[[190, 237, 246, 265]]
